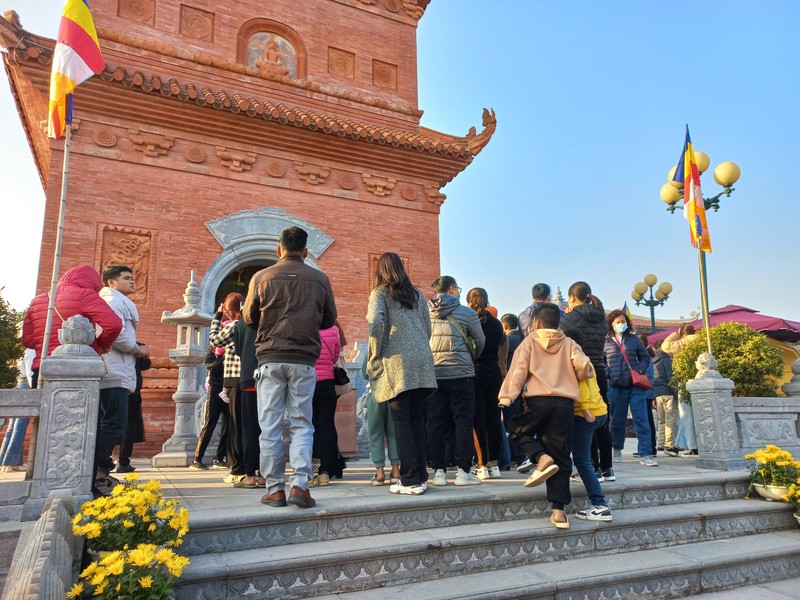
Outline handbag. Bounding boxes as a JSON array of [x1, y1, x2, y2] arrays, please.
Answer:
[[333, 356, 351, 396], [615, 338, 653, 390]]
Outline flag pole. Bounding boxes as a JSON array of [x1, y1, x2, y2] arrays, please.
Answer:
[[697, 246, 713, 354], [39, 99, 74, 387]]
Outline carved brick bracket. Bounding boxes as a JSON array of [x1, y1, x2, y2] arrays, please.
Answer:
[[294, 162, 330, 185], [362, 174, 396, 197], [403, 1, 426, 20], [128, 130, 175, 157], [424, 186, 446, 206], [216, 146, 257, 172]]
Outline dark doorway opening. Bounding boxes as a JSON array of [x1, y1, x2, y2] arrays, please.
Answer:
[[214, 262, 274, 309]]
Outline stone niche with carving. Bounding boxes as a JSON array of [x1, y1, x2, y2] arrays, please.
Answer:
[[118, 0, 156, 25], [247, 32, 297, 78], [368, 253, 409, 291], [180, 5, 215, 42], [96, 224, 156, 306]]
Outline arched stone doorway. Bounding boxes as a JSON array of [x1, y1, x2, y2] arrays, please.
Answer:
[[199, 206, 333, 312], [214, 264, 274, 308]]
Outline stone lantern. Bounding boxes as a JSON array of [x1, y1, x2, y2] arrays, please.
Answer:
[[152, 271, 213, 467]]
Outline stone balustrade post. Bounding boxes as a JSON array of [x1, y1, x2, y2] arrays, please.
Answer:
[[22, 315, 105, 521], [686, 352, 742, 471], [781, 358, 800, 397], [152, 271, 212, 467]]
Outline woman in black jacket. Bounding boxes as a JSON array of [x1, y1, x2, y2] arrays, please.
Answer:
[[559, 282, 615, 481]]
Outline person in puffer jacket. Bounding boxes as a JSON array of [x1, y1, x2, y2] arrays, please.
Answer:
[[309, 324, 341, 487], [95, 265, 148, 497], [22, 264, 123, 374], [427, 276, 486, 487]]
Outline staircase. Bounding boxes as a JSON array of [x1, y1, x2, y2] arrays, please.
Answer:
[[172, 464, 800, 599]]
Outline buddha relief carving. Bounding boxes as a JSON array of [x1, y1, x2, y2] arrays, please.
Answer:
[[247, 32, 297, 78]]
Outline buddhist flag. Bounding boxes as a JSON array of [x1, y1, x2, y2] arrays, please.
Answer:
[[672, 126, 711, 252], [47, 0, 104, 139], [622, 301, 633, 322]]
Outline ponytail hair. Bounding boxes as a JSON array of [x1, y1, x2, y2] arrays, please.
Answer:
[[568, 281, 603, 310]]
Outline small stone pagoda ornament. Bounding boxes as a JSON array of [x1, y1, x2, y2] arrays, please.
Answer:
[[153, 271, 213, 467]]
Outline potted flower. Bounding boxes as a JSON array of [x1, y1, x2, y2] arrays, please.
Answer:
[[786, 482, 800, 527], [744, 444, 800, 502], [72, 473, 189, 552], [66, 544, 190, 599]]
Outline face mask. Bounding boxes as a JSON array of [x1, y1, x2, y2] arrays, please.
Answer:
[[613, 323, 628, 334]]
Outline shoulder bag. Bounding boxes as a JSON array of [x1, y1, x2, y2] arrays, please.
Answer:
[[445, 315, 477, 360], [615, 338, 653, 390]]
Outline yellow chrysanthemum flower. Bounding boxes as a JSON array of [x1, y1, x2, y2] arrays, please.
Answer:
[[80, 561, 98, 579], [66, 582, 84, 598], [93, 579, 108, 596], [139, 575, 154, 588], [124, 472, 140, 482], [122, 520, 134, 528]]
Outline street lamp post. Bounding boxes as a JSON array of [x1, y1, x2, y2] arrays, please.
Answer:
[[631, 274, 673, 334], [658, 149, 741, 352]]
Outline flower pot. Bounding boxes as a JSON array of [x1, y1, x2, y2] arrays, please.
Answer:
[[753, 483, 790, 502]]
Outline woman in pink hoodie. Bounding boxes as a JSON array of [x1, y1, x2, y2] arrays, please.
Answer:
[[310, 325, 341, 486]]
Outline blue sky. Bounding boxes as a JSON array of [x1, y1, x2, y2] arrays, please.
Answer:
[[1, 1, 799, 324]]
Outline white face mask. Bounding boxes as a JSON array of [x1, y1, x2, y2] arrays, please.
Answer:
[[613, 323, 628, 334]]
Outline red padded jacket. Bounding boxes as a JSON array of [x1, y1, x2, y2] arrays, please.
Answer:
[[23, 265, 123, 369]]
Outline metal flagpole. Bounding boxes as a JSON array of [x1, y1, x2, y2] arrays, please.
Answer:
[[38, 99, 74, 388], [697, 246, 713, 354]]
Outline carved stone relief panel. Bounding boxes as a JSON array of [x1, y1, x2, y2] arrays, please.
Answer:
[[44, 389, 92, 490], [93, 129, 117, 148], [385, 0, 402, 13], [328, 47, 355, 79], [180, 5, 215, 42], [369, 253, 409, 290], [246, 32, 297, 78], [118, 0, 156, 24], [372, 59, 398, 90], [96, 224, 155, 306]]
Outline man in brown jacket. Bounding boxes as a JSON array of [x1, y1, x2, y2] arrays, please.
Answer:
[[243, 226, 337, 509]]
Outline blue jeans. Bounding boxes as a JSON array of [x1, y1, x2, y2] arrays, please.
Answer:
[[256, 363, 317, 494], [96, 387, 129, 476], [608, 385, 653, 457], [573, 414, 608, 506], [0, 418, 29, 466]]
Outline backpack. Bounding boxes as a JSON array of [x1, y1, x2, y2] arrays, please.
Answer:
[[445, 315, 477, 360]]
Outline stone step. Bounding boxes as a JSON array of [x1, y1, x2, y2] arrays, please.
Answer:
[[175, 498, 796, 599], [310, 531, 800, 600], [180, 471, 749, 557]]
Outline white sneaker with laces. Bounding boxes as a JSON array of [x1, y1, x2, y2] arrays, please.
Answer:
[[431, 469, 448, 486], [389, 482, 425, 495], [475, 466, 490, 480], [575, 504, 613, 522], [454, 467, 481, 486], [516, 458, 534, 473], [487, 465, 502, 479], [640, 455, 659, 467]]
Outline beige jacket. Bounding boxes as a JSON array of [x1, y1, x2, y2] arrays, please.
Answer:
[[499, 329, 594, 403], [662, 332, 697, 357]]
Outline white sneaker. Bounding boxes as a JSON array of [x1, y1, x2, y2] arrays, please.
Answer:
[[575, 504, 613, 522], [487, 465, 502, 479], [640, 456, 659, 467], [516, 458, 534, 473], [454, 467, 482, 486], [613, 449, 622, 461], [389, 482, 425, 495], [431, 469, 448, 486], [223, 473, 246, 484], [475, 466, 490, 480]]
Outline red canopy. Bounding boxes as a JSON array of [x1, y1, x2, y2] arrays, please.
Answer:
[[648, 305, 800, 343]]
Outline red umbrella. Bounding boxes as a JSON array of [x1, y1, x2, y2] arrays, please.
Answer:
[[648, 305, 800, 343]]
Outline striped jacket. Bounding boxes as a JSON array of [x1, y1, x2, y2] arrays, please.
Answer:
[[209, 318, 241, 387]]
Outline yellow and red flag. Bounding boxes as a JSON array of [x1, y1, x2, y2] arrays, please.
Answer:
[[47, 0, 104, 139], [672, 126, 711, 252]]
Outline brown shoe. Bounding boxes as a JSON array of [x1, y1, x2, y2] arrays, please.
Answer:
[[261, 489, 287, 507], [287, 485, 316, 508]]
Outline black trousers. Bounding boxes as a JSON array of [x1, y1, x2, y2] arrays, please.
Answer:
[[193, 382, 229, 465], [473, 368, 503, 466], [591, 370, 613, 471], [427, 377, 475, 472], [226, 386, 245, 475], [239, 389, 261, 476], [389, 388, 429, 486], [312, 379, 339, 475], [507, 396, 573, 508]]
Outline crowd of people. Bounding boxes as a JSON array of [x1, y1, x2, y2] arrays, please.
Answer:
[[5, 225, 700, 523]]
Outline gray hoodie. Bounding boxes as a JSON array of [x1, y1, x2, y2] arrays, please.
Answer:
[[99, 287, 139, 392], [428, 294, 486, 380]]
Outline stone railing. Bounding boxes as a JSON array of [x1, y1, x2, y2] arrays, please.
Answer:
[[688, 354, 800, 470], [0, 316, 104, 521]]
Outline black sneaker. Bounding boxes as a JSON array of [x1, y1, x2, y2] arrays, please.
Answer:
[[189, 461, 208, 470], [682, 449, 699, 456], [632, 452, 642, 458], [664, 446, 680, 457], [94, 477, 116, 496], [212, 459, 228, 469], [601, 468, 616, 482], [116, 464, 135, 474]]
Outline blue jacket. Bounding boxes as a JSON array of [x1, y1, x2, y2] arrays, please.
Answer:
[[603, 333, 651, 389], [653, 350, 675, 397]]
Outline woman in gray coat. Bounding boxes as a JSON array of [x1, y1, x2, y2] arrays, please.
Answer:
[[367, 252, 437, 495]]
